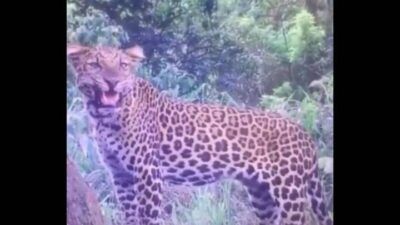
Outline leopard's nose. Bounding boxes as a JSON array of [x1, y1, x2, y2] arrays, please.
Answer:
[[105, 80, 118, 91]]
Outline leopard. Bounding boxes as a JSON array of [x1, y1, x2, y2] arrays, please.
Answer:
[[67, 44, 333, 225]]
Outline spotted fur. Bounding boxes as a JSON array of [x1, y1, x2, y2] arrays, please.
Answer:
[[67, 44, 332, 225]]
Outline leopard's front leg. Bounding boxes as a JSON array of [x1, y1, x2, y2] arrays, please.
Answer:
[[105, 152, 164, 225], [132, 164, 164, 225]]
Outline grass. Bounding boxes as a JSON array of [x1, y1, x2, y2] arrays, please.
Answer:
[[168, 183, 233, 225]]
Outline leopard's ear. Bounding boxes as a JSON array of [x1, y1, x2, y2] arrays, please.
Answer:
[[67, 44, 90, 77], [67, 44, 89, 56], [124, 45, 145, 63]]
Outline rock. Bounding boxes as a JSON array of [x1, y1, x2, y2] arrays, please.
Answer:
[[67, 157, 105, 225]]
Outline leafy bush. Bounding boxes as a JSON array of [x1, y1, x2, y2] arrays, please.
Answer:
[[287, 9, 325, 62], [67, 3, 128, 46]]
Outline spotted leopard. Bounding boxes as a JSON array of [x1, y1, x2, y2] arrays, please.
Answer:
[[67, 44, 332, 225]]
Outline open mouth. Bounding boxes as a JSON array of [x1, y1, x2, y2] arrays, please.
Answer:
[[100, 91, 120, 106], [93, 88, 121, 108], [80, 84, 124, 108]]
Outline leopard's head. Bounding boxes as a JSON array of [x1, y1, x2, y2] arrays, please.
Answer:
[[67, 44, 145, 108]]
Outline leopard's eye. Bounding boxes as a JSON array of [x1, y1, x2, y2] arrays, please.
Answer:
[[86, 62, 102, 71], [120, 62, 129, 70]]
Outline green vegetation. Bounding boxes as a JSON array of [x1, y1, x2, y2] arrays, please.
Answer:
[[67, 0, 333, 224]]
